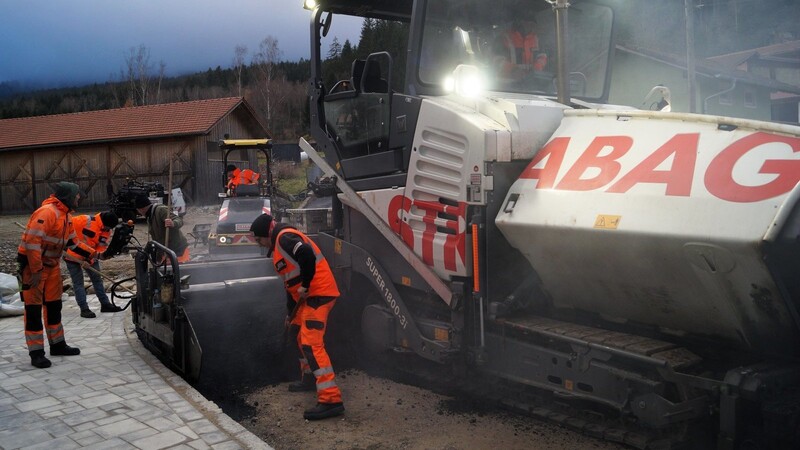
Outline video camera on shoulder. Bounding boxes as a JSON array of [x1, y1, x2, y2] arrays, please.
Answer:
[[102, 221, 136, 259]]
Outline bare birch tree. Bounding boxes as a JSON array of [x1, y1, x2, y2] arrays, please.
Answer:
[[124, 45, 154, 105], [252, 36, 286, 126], [327, 37, 342, 60], [233, 45, 248, 97]]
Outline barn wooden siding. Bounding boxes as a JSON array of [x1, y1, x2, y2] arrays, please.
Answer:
[[1, 106, 264, 214], [195, 110, 260, 203], [1, 139, 196, 213]]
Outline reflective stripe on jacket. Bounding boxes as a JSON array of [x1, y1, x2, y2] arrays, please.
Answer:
[[18, 196, 94, 272], [71, 213, 112, 255], [227, 168, 260, 189], [503, 29, 547, 71], [273, 228, 340, 301]]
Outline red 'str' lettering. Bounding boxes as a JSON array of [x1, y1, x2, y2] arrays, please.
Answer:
[[387, 195, 466, 272]]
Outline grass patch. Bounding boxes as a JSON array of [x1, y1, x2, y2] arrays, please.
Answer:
[[271, 161, 312, 207]]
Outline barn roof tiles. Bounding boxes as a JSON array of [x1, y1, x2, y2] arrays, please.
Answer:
[[616, 44, 800, 95], [707, 40, 800, 69], [0, 97, 255, 151]]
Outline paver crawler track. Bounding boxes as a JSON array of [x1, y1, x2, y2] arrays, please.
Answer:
[[500, 316, 702, 371]]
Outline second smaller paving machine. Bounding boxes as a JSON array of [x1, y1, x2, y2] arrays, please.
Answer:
[[207, 139, 274, 259]]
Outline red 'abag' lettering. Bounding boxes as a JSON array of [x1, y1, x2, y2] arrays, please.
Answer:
[[518, 137, 569, 187], [705, 132, 800, 203], [607, 133, 698, 196], [556, 136, 632, 191], [519, 131, 799, 203]]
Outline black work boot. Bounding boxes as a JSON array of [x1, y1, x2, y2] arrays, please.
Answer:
[[303, 402, 344, 420], [30, 350, 52, 369], [288, 375, 316, 392], [80, 309, 96, 318], [100, 304, 123, 313], [50, 341, 80, 356]]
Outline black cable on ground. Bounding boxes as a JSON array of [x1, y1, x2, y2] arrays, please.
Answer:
[[110, 275, 136, 310]]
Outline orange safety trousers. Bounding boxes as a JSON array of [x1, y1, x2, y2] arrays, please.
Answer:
[[20, 265, 65, 352], [291, 297, 342, 404], [158, 247, 189, 264], [176, 247, 190, 263]]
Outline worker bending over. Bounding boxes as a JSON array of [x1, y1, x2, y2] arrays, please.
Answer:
[[250, 213, 345, 420], [65, 211, 124, 318]]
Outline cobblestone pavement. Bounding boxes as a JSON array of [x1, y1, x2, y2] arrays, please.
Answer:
[[0, 296, 272, 450]]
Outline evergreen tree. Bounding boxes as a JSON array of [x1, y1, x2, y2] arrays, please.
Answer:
[[341, 40, 354, 61], [2, 1, 798, 123]]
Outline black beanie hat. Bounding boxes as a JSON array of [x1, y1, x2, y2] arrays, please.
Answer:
[[134, 194, 152, 209], [250, 214, 273, 237], [226, 164, 238, 173], [100, 211, 119, 228], [53, 182, 80, 208]]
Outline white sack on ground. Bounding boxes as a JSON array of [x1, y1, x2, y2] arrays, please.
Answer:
[[0, 272, 19, 297], [0, 292, 23, 317]]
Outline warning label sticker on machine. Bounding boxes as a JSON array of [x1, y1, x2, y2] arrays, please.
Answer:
[[594, 215, 621, 229]]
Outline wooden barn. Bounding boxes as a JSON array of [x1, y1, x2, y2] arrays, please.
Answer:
[[0, 97, 270, 214]]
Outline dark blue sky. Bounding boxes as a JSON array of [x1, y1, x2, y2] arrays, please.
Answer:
[[0, 0, 361, 88]]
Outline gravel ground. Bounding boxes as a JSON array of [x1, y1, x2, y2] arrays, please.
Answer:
[[0, 207, 622, 450], [243, 369, 621, 450]]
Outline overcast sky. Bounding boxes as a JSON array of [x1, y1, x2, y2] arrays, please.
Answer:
[[0, 0, 362, 88]]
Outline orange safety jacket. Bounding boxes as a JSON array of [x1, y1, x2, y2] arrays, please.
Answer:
[[503, 29, 547, 72], [226, 168, 260, 190], [273, 228, 340, 302], [18, 196, 94, 272], [71, 213, 112, 257]]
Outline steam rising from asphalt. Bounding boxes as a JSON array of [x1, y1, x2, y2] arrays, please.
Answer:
[[616, 1, 799, 57]]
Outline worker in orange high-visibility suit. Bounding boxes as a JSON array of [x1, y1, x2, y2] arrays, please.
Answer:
[[250, 213, 344, 420], [226, 164, 260, 195], [17, 182, 96, 369], [66, 211, 124, 318], [494, 18, 548, 83]]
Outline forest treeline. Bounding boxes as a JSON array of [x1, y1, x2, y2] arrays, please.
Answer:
[[0, 50, 315, 141], [1, 0, 797, 141], [0, 18, 407, 142]]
